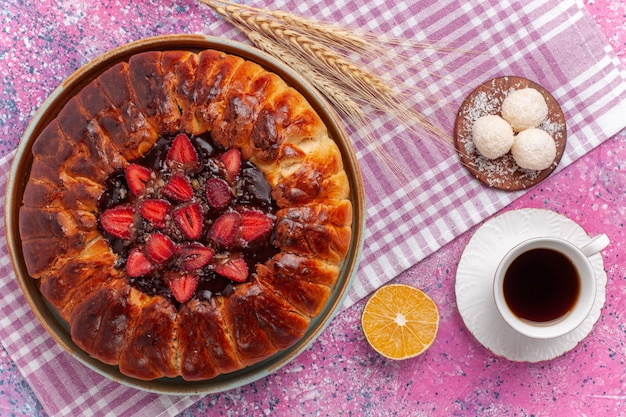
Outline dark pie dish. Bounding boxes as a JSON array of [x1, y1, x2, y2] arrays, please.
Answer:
[[5, 35, 365, 395]]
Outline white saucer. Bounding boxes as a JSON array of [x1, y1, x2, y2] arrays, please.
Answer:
[[455, 208, 607, 362]]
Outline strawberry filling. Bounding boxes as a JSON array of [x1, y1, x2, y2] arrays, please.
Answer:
[[98, 133, 278, 305]]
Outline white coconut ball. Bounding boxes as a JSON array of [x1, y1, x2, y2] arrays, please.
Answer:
[[501, 88, 548, 132], [510, 128, 556, 170], [471, 114, 515, 159]]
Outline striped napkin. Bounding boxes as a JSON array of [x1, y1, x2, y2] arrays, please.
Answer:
[[1, 0, 626, 416]]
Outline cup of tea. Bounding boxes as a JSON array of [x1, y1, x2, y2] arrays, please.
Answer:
[[493, 234, 610, 339]]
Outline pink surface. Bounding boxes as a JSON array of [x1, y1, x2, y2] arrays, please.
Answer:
[[1, 1, 626, 416]]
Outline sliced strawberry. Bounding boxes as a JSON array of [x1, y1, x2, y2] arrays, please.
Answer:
[[125, 164, 153, 197], [162, 173, 194, 202], [220, 149, 241, 184], [126, 247, 155, 277], [240, 210, 274, 242], [209, 211, 241, 247], [166, 133, 200, 170], [138, 198, 171, 228], [167, 272, 199, 303], [205, 177, 232, 209], [172, 202, 203, 240], [215, 256, 248, 282], [178, 243, 215, 271], [145, 233, 176, 265], [100, 205, 135, 239]]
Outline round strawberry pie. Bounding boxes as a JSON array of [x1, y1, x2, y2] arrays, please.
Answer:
[[18, 49, 353, 381]]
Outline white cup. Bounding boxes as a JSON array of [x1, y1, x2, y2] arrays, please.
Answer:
[[493, 234, 610, 339]]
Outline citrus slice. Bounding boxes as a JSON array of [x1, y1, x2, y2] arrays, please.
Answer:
[[361, 283, 439, 360]]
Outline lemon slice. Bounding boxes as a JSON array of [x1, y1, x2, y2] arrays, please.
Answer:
[[361, 284, 439, 360]]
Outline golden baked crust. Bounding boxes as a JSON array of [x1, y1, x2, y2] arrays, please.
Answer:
[[19, 49, 352, 381]]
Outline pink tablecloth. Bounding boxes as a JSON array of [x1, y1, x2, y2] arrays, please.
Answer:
[[1, 0, 626, 416]]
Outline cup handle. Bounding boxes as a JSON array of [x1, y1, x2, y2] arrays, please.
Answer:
[[579, 233, 610, 257]]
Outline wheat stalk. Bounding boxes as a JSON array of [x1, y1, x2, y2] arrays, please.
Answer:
[[205, 2, 395, 97], [198, 0, 460, 183], [247, 32, 366, 122], [247, 28, 411, 182]]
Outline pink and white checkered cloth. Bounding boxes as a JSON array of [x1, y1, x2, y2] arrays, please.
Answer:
[[1, 0, 626, 416]]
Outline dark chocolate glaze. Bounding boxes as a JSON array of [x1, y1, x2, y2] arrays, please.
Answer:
[[98, 133, 279, 305]]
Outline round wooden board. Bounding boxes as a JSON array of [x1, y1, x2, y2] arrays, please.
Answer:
[[454, 76, 567, 191]]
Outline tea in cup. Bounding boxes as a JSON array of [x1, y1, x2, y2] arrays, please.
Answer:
[[493, 234, 609, 339]]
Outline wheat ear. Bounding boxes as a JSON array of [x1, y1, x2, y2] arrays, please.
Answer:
[[246, 28, 412, 181]]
